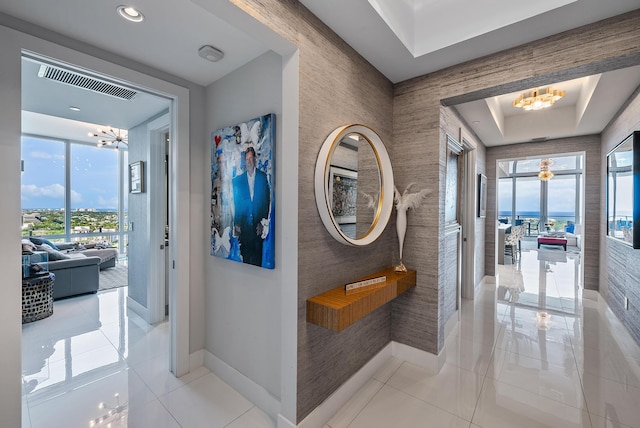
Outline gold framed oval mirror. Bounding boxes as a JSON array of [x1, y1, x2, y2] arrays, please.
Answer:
[[314, 124, 394, 246]]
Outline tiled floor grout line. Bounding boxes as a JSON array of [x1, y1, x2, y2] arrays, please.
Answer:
[[336, 365, 400, 428]]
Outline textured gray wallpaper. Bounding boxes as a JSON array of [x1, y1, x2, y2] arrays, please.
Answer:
[[601, 88, 640, 346], [225, 2, 640, 421]]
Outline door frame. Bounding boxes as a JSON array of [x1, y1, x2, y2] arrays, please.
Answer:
[[460, 129, 477, 300], [147, 114, 170, 325], [20, 40, 191, 377]]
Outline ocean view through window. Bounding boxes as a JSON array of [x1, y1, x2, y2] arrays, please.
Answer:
[[498, 153, 583, 235]]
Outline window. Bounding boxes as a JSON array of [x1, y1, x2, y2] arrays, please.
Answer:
[[515, 177, 540, 225], [498, 178, 513, 223], [21, 136, 128, 253], [498, 153, 584, 235], [21, 137, 66, 236]]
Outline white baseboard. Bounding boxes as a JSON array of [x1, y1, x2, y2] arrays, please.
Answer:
[[444, 310, 459, 341], [583, 289, 599, 301], [189, 349, 204, 371], [203, 350, 281, 423], [297, 342, 392, 428], [482, 275, 497, 284], [277, 414, 297, 428], [391, 341, 444, 374], [126, 296, 149, 321], [203, 341, 439, 428]]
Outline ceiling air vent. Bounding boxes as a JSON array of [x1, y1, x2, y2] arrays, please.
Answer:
[[37, 65, 137, 101]]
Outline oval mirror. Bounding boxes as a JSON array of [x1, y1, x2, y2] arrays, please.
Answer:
[[314, 125, 394, 246]]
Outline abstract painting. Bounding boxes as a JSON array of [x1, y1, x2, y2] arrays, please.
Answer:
[[211, 113, 275, 269]]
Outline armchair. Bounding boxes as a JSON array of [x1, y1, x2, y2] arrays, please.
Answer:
[[564, 223, 582, 249]]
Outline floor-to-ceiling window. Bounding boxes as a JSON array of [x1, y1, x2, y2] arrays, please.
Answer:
[[21, 135, 128, 255], [498, 153, 584, 235]]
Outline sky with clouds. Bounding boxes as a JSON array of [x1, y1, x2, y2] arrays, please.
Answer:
[[21, 136, 122, 210]]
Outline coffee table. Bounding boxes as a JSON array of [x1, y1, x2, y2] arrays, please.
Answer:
[[537, 235, 567, 251]]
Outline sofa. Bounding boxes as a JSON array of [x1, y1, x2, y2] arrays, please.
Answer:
[[29, 237, 119, 270], [25, 237, 119, 299], [46, 254, 101, 299], [55, 243, 118, 269]]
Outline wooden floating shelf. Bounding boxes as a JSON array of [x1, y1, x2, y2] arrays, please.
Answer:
[[306, 267, 417, 332]]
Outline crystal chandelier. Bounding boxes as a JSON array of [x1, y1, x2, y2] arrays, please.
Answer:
[[539, 158, 554, 181], [89, 127, 128, 151], [513, 87, 565, 111]]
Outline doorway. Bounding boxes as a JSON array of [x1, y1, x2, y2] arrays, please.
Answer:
[[19, 47, 191, 379], [496, 152, 585, 265], [445, 134, 464, 316]]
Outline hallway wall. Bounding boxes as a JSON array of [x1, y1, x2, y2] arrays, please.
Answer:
[[601, 88, 640, 346], [214, 3, 640, 422], [225, 1, 395, 422], [392, 10, 640, 357], [204, 51, 286, 407]]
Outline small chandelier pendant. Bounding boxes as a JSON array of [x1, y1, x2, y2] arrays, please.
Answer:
[[89, 127, 128, 151], [539, 158, 554, 181]]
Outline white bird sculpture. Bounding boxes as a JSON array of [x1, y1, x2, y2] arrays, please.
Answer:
[[394, 183, 431, 272]]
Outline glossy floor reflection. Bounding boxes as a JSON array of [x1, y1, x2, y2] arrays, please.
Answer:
[[325, 244, 640, 428], [21, 287, 274, 428]]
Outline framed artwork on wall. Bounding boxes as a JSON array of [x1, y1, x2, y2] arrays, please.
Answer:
[[129, 161, 144, 193], [210, 113, 276, 269], [478, 173, 487, 218]]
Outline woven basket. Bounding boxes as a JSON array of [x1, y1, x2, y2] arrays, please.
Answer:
[[22, 273, 54, 323]]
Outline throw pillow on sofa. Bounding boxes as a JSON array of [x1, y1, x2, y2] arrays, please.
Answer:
[[29, 237, 61, 251], [37, 243, 71, 261]]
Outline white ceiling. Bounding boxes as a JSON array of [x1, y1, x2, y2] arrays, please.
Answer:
[[0, 0, 269, 87], [299, 0, 640, 84], [299, 0, 640, 146], [2, 0, 639, 146], [366, 0, 577, 59], [455, 66, 640, 146]]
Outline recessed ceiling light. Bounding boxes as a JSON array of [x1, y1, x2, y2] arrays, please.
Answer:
[[198, 45, 224, 62], [117, 5, 144, 22], [69, 106, 80, 111]]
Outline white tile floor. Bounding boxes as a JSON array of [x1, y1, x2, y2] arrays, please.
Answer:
[[325, 244, 640, 428], [22, 243, 640, 428], [21, 287, 273, 428]]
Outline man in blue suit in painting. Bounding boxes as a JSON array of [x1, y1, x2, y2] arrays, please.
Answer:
[[233, 146, 271, 267]]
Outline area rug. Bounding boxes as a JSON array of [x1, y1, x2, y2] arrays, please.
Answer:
[[99, 262, 128, 290]]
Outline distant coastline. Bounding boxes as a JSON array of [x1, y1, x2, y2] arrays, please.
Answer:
[[498, 211, 575, 219], [22, 208, 118, 212]]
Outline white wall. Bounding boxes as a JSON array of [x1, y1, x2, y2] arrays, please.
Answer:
[[0, 25, 24, 428], [204, 51, 292, 406], [128, 120, 152, 309]]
